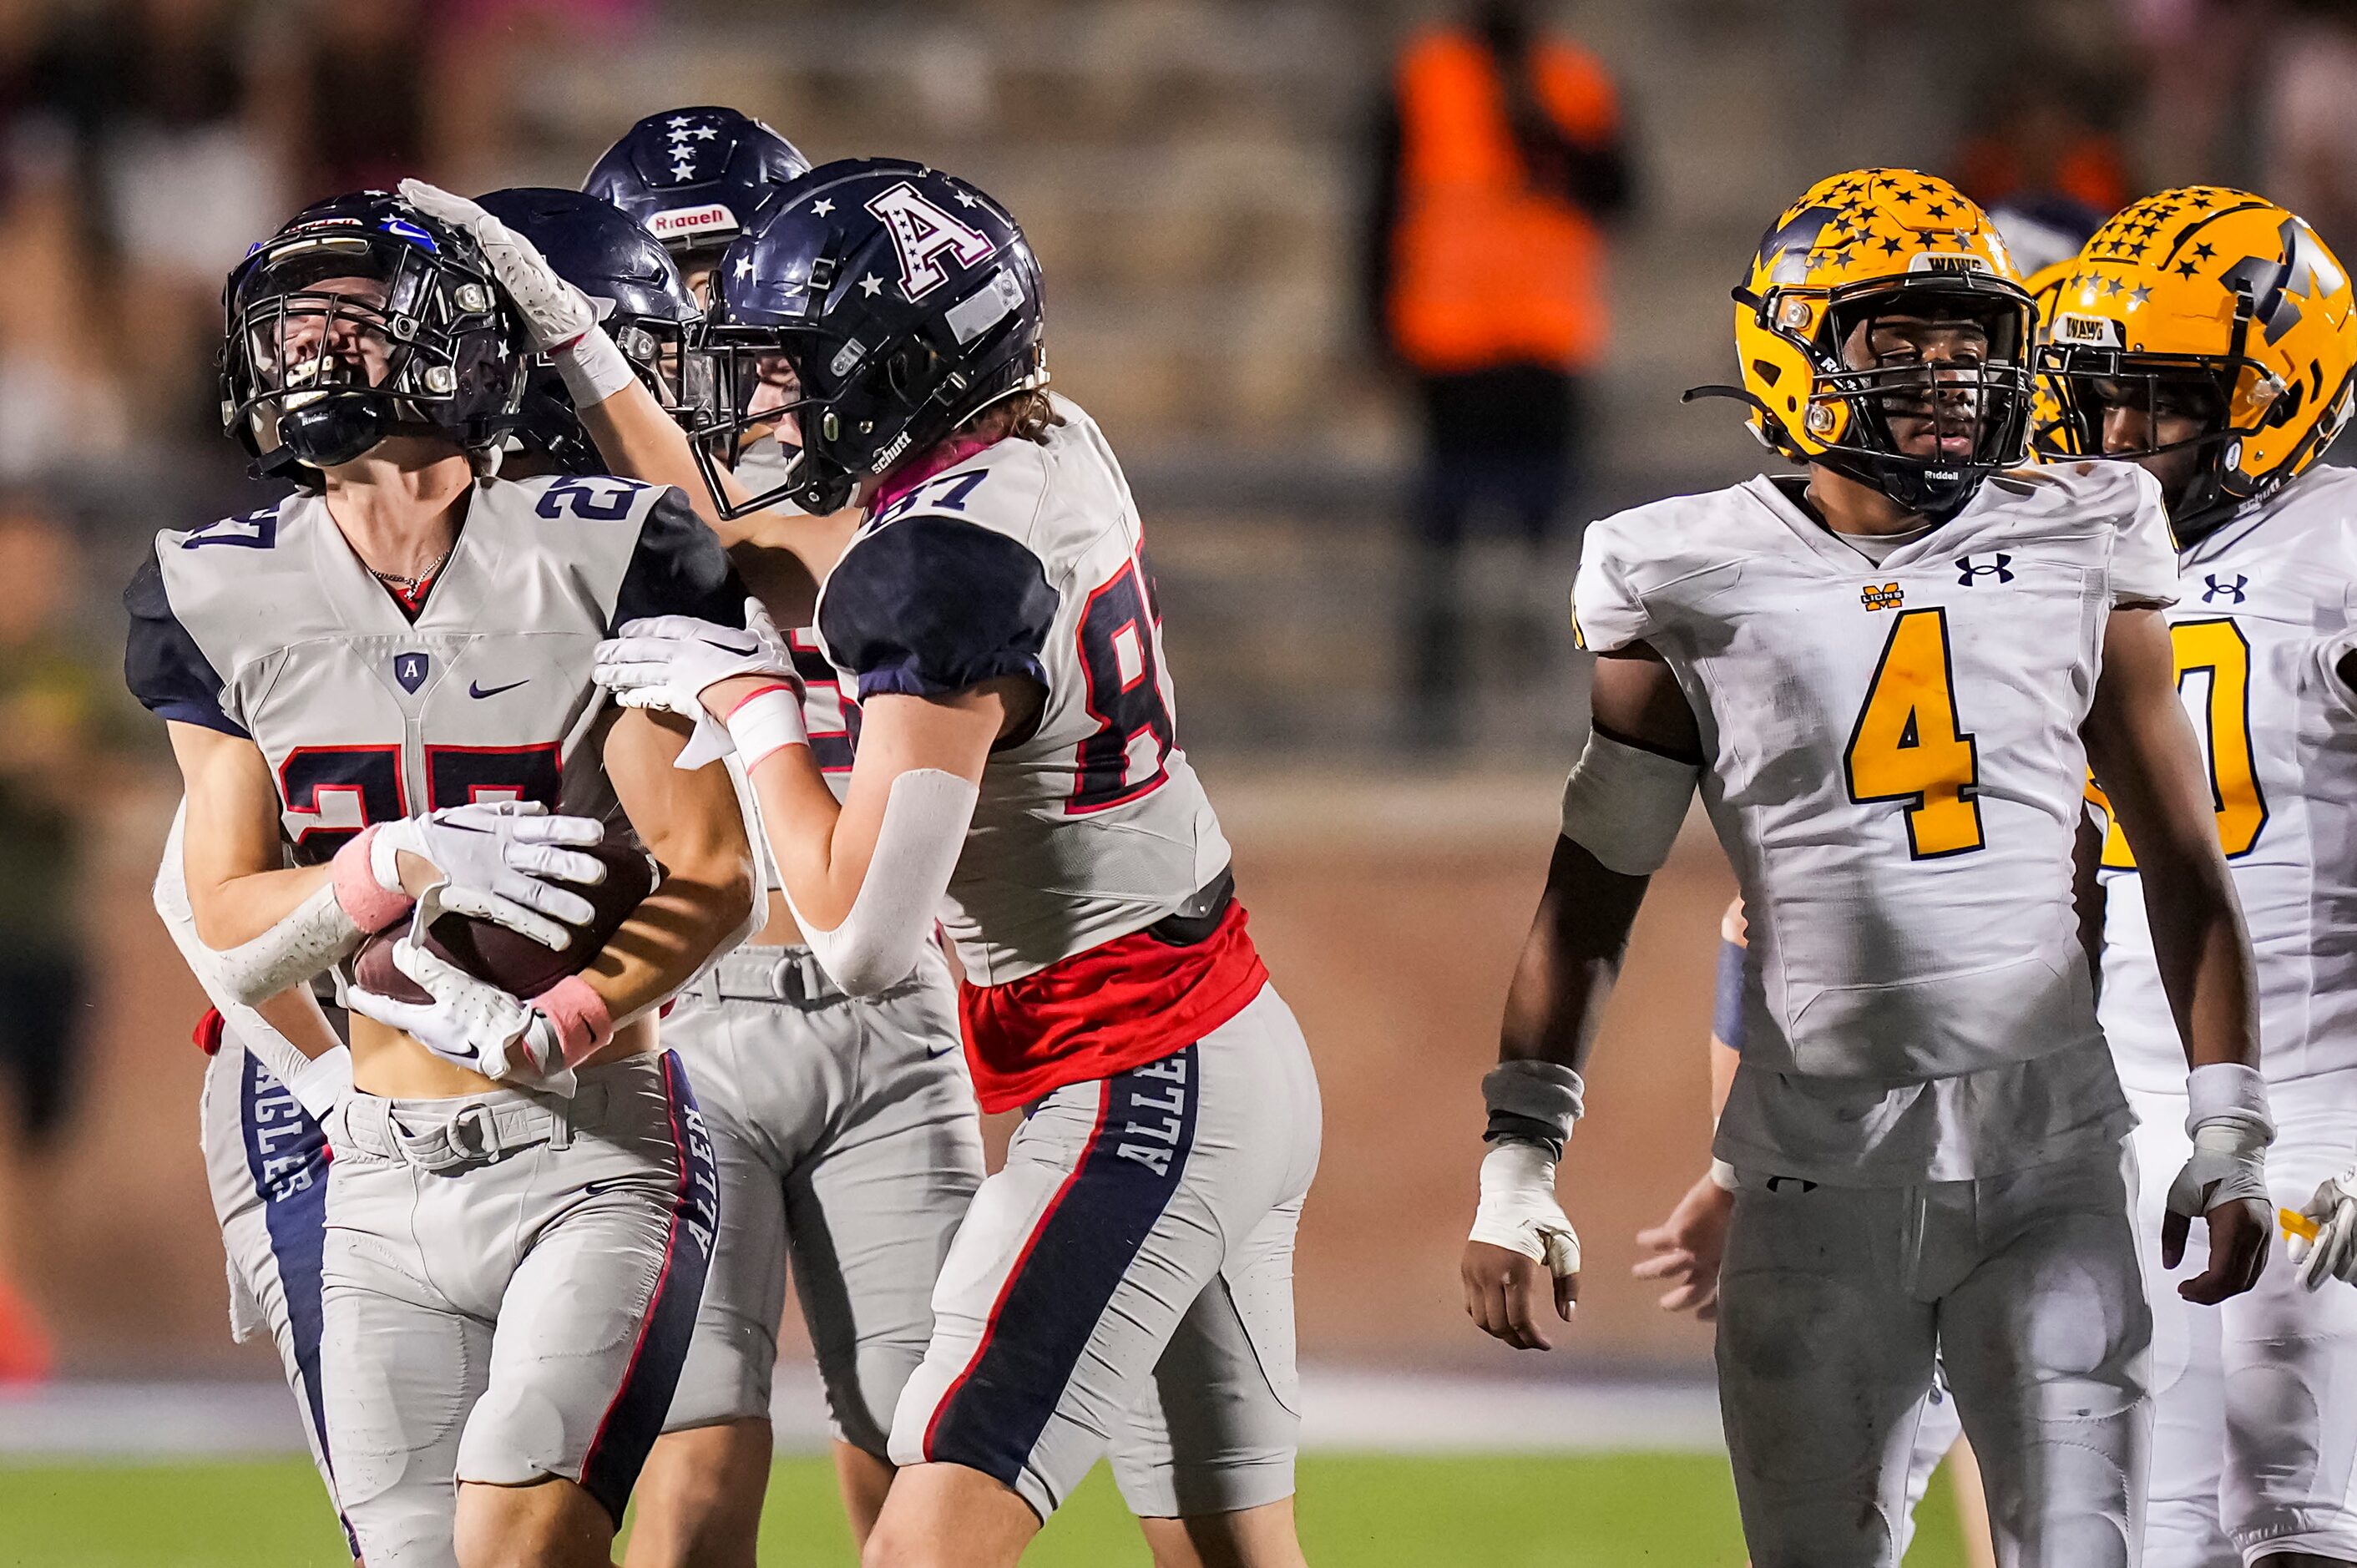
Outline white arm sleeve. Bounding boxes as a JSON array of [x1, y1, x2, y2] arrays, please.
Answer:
[[1558, 728, 1701, 876], [155, 804, 346, 1106], [784, 768, 978, 998], [155, 801, 361, 1009]]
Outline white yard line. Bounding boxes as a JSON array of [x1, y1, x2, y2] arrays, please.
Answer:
[[0, 1369, 1725, 1462]]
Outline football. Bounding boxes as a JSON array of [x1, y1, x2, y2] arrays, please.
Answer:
[[352, 829, 661, 1006]]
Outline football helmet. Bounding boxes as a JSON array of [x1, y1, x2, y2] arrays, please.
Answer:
[[695, 158, 1046, 518], [2023, 255, 2078, 458], [1692, 169, 2035, 518], [2037, 187, 2357, 541], [473, 187, 705, 473], [222, 190, 525, 482], [584, 107, 810, 264]]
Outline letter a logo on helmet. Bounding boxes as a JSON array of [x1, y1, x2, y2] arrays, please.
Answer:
[[865, 181, 995, 300]]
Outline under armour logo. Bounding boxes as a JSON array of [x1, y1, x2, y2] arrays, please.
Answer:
[[2203, 573, 2248, 604], [1955, 553, 2014, 584]]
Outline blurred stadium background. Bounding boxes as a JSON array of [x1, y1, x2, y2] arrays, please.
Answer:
[[0, 0, 2338, 1560]]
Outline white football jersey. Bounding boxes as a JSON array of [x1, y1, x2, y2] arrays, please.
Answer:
[[813, 394, 1231, 984], [126, 473, 743, 877], [1576, 460, 2177, 1088], [2099, 464, 2357, 1094]]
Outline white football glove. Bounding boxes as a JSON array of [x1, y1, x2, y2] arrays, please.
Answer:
[[399, 180, 594, 353], [398, 179, 635, 406], [1469, 1140, 1581, 1282], [371, 801, 607, 950], [594, 598, 800, 769], [2291, 1170, 2357, 1291], [344, 892, 575, 1094]]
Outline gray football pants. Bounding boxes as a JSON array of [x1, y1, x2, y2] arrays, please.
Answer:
[[658, 942, 984, 1454], [320, 1051, 716, 1568], [1716, 1142, 2152, 1568]]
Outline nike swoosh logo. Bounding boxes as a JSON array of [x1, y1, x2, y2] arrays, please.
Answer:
[[469, 679, 529, 699]]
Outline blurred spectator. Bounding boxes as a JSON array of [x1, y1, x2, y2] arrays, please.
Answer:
[[1955, 72, 2130, 223], [1365, 0, 1632, 750], [2262, 0, 2357, 259], [261, 0, 430, 201], [0, 124, 132, 478], [0, 498, 134, 1155], [8, 0, 284, 439]]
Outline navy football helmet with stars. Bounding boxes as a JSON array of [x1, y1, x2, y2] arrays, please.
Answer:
[[695, 158, 1046, 518], [222, 190, 526, 484], [474, 187, 705, 473], [584, 107, 810, 269]]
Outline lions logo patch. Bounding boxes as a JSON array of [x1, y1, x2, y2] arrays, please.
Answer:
[[1860, 582, 1905, 612]]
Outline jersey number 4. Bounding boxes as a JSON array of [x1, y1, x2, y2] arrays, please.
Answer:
[[1844, 607, 1985, 859], [2099, 617, 2267, 868]]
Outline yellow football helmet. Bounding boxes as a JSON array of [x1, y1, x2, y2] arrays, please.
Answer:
[[2039, 186, 2357, 539], [1698, 169, 2034, 517], [2023, 257, 2077, 458]]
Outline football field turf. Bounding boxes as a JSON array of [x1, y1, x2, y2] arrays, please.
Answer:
[[0, 1452, 1974, 1565]]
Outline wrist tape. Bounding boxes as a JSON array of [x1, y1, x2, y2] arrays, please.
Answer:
[[338, 825, 415, 931], [723, 682, 808, 770], [532, 974, 614, 1069], [1482, 1060, 1586, 1160], [554, 326, 637, 407], [2186, 1060, 2274, 1142]]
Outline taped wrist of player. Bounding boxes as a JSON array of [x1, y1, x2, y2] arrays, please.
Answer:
[[2167, 1061, 2274, 1222], [1469, 1141, 1581, 1285], [720, 681, 808, 769], [554, 326, 637, 408]]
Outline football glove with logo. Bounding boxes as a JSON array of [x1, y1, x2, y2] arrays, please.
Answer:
[[370, 801, 608, 951], [594, 598, 801, 768]]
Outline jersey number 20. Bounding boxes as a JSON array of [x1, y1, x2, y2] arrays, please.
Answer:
[[1844, 607, 1985, 859]]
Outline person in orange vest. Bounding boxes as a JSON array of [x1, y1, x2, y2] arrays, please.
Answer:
[[1367, 0, 1633, 747]]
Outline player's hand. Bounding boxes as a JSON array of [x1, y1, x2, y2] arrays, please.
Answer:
[[345, 924, 573, 1093], [1462, 1140, 1580, 1350], [2164, 1121, 2274, 1303], [2290, 1170, 2357, 1290], [398, 179, 597, 354], [1633, 1166, 1734, 1320], [373, 802, 608, 950], [594, 599, 798, 766]]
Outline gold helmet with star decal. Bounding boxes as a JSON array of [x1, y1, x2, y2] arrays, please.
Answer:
[[2038, 186, 2357, 540], [1693, 168, 2034, 518], [2023, 256, 2078, 457]]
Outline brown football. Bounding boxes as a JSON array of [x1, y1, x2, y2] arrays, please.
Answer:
[[352, 831, 660, 1006]]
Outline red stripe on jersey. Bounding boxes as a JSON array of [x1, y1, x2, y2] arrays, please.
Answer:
[[957, 900, 1268, 1114], [194, 1007, 225, 1057]]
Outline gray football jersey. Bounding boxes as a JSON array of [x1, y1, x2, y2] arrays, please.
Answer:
[[126, 473, 742, 866], [814, 395, 1232, 984]]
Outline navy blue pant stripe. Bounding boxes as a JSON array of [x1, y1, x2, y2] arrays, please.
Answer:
[[926, 1044, 1200, 1489], [579, 1051, 719, 1524], [239, 1050, 356, 1556]]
